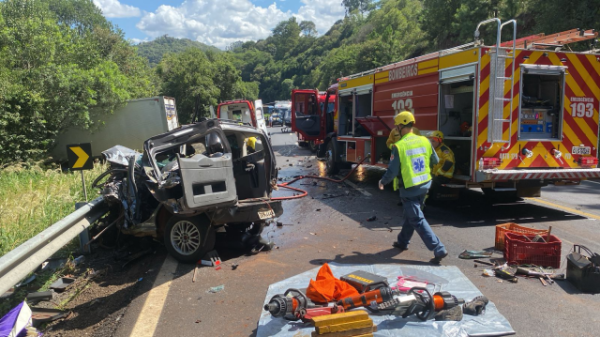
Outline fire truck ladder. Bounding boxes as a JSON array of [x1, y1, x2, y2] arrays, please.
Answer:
[[476, 19, 517, 147], [500, 28, 598, 50]]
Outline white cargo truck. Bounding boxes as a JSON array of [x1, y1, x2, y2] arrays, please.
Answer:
[[52, 97, 179, 162]]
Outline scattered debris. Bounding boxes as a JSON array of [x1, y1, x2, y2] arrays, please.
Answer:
[[289, 163, 293, 166], [31, 307, 71, 327], [195, 319, 201, 323], [207, 285, 225, 293], [316, 209, 321, 211], [193, 262, 199, 283], [482, 269, 495, 277], [310, 232, 317, 236], [276, 221, 283, 227], [232, 264, 239, 270], [15, 275, 36, 288], [306, 165, 312, 168], [49, 277, 75, 292], [459, 250, 493, 259], [26, 291, 54, 303], [367, 215, 377, 222], [73, 255, 85, 266]]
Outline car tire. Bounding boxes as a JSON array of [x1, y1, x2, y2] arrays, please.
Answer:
[[326, 139, 339, 175], [164, 215, 215, 263]]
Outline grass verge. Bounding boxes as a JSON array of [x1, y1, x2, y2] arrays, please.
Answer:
[[0, 163, 106, 257]]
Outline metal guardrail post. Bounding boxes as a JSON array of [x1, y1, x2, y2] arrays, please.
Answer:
[[0, 197, 108, 295]]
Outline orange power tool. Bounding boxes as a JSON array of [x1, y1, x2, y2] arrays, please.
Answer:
[[337, 287, 464, 321]]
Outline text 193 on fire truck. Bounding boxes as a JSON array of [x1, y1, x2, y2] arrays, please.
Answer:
[[292, 19, 600, 198]]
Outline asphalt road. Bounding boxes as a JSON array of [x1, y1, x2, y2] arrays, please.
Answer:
[[111, 127, 600, 337]]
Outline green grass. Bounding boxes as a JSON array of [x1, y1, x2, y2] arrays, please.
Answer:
[[0, 163, 106, 257]]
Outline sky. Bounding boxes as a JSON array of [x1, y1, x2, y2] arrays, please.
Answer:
[[92, 0, 346, 49]]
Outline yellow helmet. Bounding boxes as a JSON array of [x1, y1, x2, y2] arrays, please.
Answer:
[[393, 111, 416, 126], [246, 137, 257, 150], [430, 130, 444, 142]]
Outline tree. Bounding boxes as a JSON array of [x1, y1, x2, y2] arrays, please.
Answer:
[[341, 0, 373, 15], [299, 21, 317, 37], [156, 49, 219, 123], [0, 0, 157, 164]]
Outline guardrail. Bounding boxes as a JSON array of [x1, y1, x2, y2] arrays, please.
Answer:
[[0, 197, 108, 295]]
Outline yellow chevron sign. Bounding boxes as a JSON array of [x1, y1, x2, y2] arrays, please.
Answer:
[[67, 143, 93, 170]]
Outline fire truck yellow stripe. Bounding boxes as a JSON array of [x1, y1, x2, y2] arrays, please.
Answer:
[[567, 54, 600, 102], [418, 67, 438, 75], [418, 59, 438, 70], [440, 49, 478, 69], [586, 54, 600, 78]]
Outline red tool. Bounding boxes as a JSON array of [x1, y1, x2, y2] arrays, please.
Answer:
[[264, 289, 345, 322]]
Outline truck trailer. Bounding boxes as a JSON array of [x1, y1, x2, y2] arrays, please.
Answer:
[[292, 20, 600, 197], [52, 97, 179, 162]]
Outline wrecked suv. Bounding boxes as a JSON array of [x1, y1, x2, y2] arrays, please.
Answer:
[[94, 119, 282, 262]]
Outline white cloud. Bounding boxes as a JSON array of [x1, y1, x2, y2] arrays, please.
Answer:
[[135, 0, 345, 49], [93, 0, 141, 18], [295, 0, 346, 34]]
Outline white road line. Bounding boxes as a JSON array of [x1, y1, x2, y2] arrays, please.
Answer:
[[129, 255, 178, 337]]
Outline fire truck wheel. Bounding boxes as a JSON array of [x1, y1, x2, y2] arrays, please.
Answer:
[[326, 140, 339, 175], [164, 214, 215, 263], [309, 141, 318, 153]]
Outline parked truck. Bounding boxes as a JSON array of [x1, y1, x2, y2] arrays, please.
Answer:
[[292, 21, 600, 198], [52, 97, 179, 162], [293, 90, 337, 153]]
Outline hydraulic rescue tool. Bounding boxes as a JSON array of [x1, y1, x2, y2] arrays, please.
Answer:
[[337, 286, 464, 321], [264, 288, 345, 322]]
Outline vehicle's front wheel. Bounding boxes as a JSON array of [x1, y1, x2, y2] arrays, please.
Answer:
[[164, 215, 215, 263], [326, 139, 339, 175]]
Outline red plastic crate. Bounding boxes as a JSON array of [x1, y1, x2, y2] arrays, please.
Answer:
[[504, 233, 561, 268], [495, 223, 549, 251]]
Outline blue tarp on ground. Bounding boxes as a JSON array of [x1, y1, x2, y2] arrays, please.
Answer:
[[257, 263, 515, 337]]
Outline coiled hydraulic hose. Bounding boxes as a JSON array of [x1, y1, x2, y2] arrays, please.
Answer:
[[271, 156, 369, 201]]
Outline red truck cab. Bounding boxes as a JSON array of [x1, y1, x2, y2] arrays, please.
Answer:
[[291, 88, 337, 153]]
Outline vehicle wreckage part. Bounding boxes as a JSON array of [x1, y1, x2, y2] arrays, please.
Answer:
[[271, 155, 369, 201], [164, 215, 215, 263]]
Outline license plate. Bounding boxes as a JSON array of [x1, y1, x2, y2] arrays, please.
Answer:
[[572, 146, 591, 155], [258, 209, 275, 220]]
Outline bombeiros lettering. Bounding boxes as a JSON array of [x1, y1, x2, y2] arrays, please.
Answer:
[[388, 64, 418, 81]]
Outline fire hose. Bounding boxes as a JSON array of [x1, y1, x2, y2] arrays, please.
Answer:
[[271, 155, 370, 201]]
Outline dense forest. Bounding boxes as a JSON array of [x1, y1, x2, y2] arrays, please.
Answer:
[[1, 0, 599, 163]]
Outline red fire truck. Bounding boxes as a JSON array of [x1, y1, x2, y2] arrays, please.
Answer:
[[292, 19, 600, 197], [293, 90, 337, 153], [217, 99, 269, 138]]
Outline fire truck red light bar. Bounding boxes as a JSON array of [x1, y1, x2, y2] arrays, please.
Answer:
[[480, 157, 501, 169], [579, 157, 599, 168]]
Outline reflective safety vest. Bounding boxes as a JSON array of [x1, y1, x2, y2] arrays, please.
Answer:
[[392, 133, 432, 190]]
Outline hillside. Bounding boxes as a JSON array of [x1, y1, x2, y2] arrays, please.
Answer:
[[136, 35, 221, 67]]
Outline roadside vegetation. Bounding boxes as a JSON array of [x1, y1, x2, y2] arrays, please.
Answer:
[[0, 163, 105, 257]]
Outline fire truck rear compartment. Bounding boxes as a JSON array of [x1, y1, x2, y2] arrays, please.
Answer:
[[519, 70, 564, 141], [439, 79, 475, 177]]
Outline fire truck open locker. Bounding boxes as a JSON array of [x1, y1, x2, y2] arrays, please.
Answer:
[[292, 19, 600, 197]]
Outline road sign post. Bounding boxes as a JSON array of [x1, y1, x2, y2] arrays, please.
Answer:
[[66, 143, 93, 254]]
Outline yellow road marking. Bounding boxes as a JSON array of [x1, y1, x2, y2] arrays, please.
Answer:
[[69, 146, 89, 168], [129, 255, 178, 337], [525, 197, 600, 221]]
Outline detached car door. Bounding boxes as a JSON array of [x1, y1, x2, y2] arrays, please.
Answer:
[[291, 89, 324, 140], [144, 120, 237, 213]]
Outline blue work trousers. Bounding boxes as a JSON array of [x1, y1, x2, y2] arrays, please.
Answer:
[[397, 194, 447, 257]]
